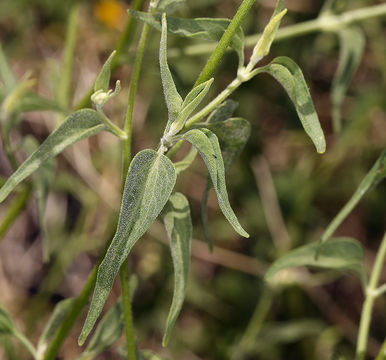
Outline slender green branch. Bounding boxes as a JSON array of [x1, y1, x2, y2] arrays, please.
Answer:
[[169, 3, 386, 59], [0, 186, 31, 241], [13, 330, 37, 359], [194, 0, 256, 86], [375, 338, 386, 360], [356, 232, 386, 360]]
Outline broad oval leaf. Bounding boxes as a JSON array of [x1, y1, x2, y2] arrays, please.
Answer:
[[0, 109, 106, 203], [130, 11, 244, 66], [79, 149, 176, 345], [162, 192, 192, 346], [331, 26, 365, 132], [254, 56, 326, 154], [182, 128, 248, 238], [265, 237, 366, 284], [94, 50, 116, 92], [37, 298, 76, 358]]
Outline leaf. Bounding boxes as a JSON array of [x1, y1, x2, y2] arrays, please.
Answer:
[[156, 0, 185, 14], [321, 150, 386, 243], [0, 109, 106, 203], [207, 99, 238, 123], [174, 146, 197, 175], [265, 237, 366, 284], [249, 0, 286, 67], [0, 305, 16, 336], [331, 26, 365, 132], [182, 128, 248, 238], [130, 10, 245, 66], [254, 56, 326, 153], [200, 179, 213, 251], [94, 50, 116, 92], [160, 13, 183, 128], [16, 92, 65, 113], [37, 298, 76, 358], [82, 299, 124, 359], [79, 149, 176, 345], [0, 43, 16, 92], [162, 192, 192, 345]]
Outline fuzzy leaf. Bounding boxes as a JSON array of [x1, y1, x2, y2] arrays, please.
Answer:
[[79, 149, 176, 345], [94, 50, 116, 92], [162, 192, 192, 345], [255, 56, 326, 153], [207, 99, 238, 123], [174, 146, 197, 175], [130, 11, 244, 66], [37, 298, 75, 358], [156, 0, 185, 14], [182, 128, 248, 238], [265, 237, 365, 283], [0, 109, 105, 203], [160, 13, 183, 127], [331, 26, 365, 132]]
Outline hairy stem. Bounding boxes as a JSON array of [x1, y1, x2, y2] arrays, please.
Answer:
[[356, 232, 386, 360]]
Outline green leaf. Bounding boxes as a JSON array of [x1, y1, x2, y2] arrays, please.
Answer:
[[0, 305, 16, 336], [162, 192, 192, 346], [0, 43, 16, 92], [156, 0, 185, 14], [160, 13, 183, 128], [265, 237, 366, 283], [94, 50, 116, 92], [249, 1, 286, 67], [37, 298, 76, 358], [174, 146, 197, 175], [331, 26, 365, 133], [81, 299, 124, 359], [207, 99, 238, 123], [254, 56, 326, 153], [182, 128, 248, 238], [79, 149, 176, 345], [130, 11, 245, 66], [0, 109, 105, 203], [321, 150, 386, 243], [16, 92, 65, 113]]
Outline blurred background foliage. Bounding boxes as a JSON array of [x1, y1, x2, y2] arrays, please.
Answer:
[[0, 0, 385, 359]]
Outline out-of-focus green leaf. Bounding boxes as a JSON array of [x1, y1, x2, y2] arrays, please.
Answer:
[[0, 305, 15, 336], [130, 10, 245, 66], [156, 0, 185, 14], [331, 26, 365, 133], [0, 43, 16, 92], [162, 192, 192, 345], [16, 92, 65, 113], [182, 128, 249, 238], [0, 109, 106, 203], [160, 13, 183, 130], [174, 146, 197, 175], [79, 149, 176, 345], [37, 298, 75, 359], [252, 56, 326, 154], [321, 150, 386, 243], [265, 237, 366, 284], [94, 50, 116, 92]]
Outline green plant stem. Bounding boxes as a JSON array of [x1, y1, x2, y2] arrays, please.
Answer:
[[13, 330, 37, 359], [97, 108, 127, 139], [0, 186, 31, 241], [169, 3, 386, 59], [356, 232, 386, 360], [194, 0, 255, 86], [58, 3, 80, 111], [375, 338, 386, 360]]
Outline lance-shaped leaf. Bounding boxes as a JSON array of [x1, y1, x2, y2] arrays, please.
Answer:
[[321, 150, 386, 243], [130, 10, 245, 66], [253, 56, 326, 153], [37, 298, 76, 358], [174, 146, 197, 175], [156, 0, 185, 14], [182, 128, 248, 238], [15, 92, 65, 113], [0, 109, 106, 203], [79, 149, 176, 345], [162, 192, 192, 346], [331, 26, 365, 133], [94, 50, 116, 92], [265, 237, 366, 285], [160, 13, 182, 128]]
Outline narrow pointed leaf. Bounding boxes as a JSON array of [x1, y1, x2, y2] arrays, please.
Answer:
[[37, 298, 75, 358], [94, 50, 116, 92], [254, 56, 326, 153], [0, 109, 105, 203], [182, 128, 248, 237], [156, 0, 185, 14], [174, 146, 197, 175], [321, 150, 386, 243], [331, 26, 365, 132], [79, 149, 176, 345], [16, 92, 65, 113], [162, 192, 192, 345], [265, 237, 365, 283], [160, 13, 183, 126], [130, 11, 244, 66]]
